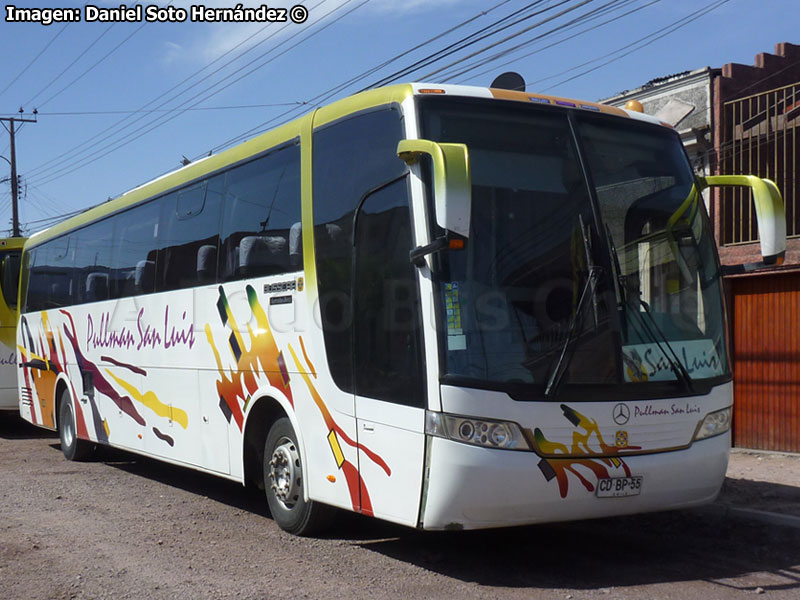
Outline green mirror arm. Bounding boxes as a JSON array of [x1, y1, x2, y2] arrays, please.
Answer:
[[396, 139, 471, 238], [698, 175, 786, 263], [398, 138, 443, 166], [664, 183, 702, 282]]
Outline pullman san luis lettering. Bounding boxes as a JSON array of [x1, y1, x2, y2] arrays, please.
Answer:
[[86, 306, 195, 352]]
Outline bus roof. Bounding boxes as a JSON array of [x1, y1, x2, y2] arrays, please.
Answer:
[[26, 82, 666, 250]]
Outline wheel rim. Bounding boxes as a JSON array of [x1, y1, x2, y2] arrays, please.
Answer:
[[62, 402, 75, 448], [268, 436, 301, 510]]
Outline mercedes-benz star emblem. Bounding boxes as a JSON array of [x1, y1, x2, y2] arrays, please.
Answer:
[[613, 403, 630, 425]]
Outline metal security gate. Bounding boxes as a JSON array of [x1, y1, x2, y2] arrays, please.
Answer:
[[730, 272, 800, 452], [720, 82, 800, 246]]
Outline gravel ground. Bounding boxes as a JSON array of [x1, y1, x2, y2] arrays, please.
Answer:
[[721, 448, 800, 518], [2, 412, 799, 600]]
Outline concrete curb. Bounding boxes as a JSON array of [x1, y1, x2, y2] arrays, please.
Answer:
[[691, 503, 800, 530]]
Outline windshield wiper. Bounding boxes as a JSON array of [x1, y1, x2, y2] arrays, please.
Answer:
[[544, 216, 600, 397], [605, 226, 694, 393], [543, 264, 600, 397], [635, 299, 694, 393]]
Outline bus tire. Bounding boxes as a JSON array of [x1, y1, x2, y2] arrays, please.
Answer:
[[58, 389, 94, 461], [263, 417, 334, 536]]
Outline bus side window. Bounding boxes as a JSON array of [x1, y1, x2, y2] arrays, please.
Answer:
[[23, 248, 44, 313], [73, 219, 115, 305], [111, 198, 163, 299], [312, 107, 406, 393], [27, 235, 76, 311], [220, 143, 301, 282], [158, 175, 223, 291]]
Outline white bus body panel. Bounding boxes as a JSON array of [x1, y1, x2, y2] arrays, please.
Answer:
[[17, 272, 427, 527], [421, 382, 732, 530], [0, 336, 17, 410], [354, 396, 425, 525], [422, 431, 729, 529]]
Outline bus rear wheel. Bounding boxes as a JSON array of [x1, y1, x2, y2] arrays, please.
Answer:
[[58, 389, 94, 461], [263, 417, 334, 536]]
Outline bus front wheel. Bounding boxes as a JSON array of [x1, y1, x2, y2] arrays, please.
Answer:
[[263, 417, 334, 536], [58, 389, 94, 461]]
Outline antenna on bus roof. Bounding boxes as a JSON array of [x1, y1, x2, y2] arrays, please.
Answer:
[[491, 72, 526, 91]]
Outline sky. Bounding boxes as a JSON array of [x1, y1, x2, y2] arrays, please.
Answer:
[[0, 0, 797, 238]]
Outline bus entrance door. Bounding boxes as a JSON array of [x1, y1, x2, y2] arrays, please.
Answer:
[[351, 177, 426, 526]]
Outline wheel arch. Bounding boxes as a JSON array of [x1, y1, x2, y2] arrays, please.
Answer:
[[53, 374, 73, 431], [241, 392, 301, 491]]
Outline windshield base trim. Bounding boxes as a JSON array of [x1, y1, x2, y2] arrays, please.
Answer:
[[439, 374, 731, 403]]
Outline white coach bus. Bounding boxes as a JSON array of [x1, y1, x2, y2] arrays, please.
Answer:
[[17, 83, 785, 535]]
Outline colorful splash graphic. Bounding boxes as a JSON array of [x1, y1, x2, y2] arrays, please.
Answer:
[[206, 285, 295, 431], [208, 284, 390, 514], [19, 309, 177, 447], [18, 313, 63, 428], [288, 342, 390, 516], [535, 404, 640, 498]]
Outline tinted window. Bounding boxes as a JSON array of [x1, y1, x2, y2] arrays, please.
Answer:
[[74, 218, 115, 304], [313, 107, 406, 392], [220, 143, 301, 281], [353, 177, 424, 405], [159, 175, 223, 291], [26, 235, 76, 311], [24, 140, 302, 310], [111, 198, 162, 298]]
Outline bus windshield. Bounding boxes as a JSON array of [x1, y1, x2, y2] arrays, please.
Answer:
[[420, 97, 729, 399]]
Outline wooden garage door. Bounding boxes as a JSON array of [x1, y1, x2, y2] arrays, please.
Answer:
[[731, 272, 800, 452]]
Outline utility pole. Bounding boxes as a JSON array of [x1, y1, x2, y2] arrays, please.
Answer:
[[1, 110, 37, 238]]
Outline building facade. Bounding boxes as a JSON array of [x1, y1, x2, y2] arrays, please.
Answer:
[[602, 42, 800, 452]]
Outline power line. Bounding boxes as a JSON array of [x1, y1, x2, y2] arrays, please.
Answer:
[[23, 0, 785, 217], [23, 23, 117, 108], [211, 1, 599, 148], [21, 207, 87, 229], [33, 103, 308, 116], [419, 0, 594, 82], [35, 20, 149, 109], [0, 24, 68, 99], [443, 0, 652, 84], [246, 0, 524, 137], [22, 7, 303, 181], [362, 0, 553, 90], [464, 0, 658, 85], [310, 0, 516, 103], [532, 0, 731, 92], [359, 0, 518, 84], [24, 0, 332, 182], [23, 181, 68, 217], [31, 0, 369, 188], [27, 0, 592, 188], [206, 1, 591, 153], [30, 1, 178, 110]]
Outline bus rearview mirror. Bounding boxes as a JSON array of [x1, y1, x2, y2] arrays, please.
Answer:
[[698, 175, 786, 265], [397, 139, 471, 238]]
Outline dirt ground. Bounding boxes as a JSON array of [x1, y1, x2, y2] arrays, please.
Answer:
[[720, 448, 800, 518], [2, 413, 799, 600]]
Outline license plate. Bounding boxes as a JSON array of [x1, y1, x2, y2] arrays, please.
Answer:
[[596, 476, 642, 498]]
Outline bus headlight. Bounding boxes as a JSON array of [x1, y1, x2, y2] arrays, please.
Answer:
[[426, 411, 530, 450], [694, 407, 731, 441]]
